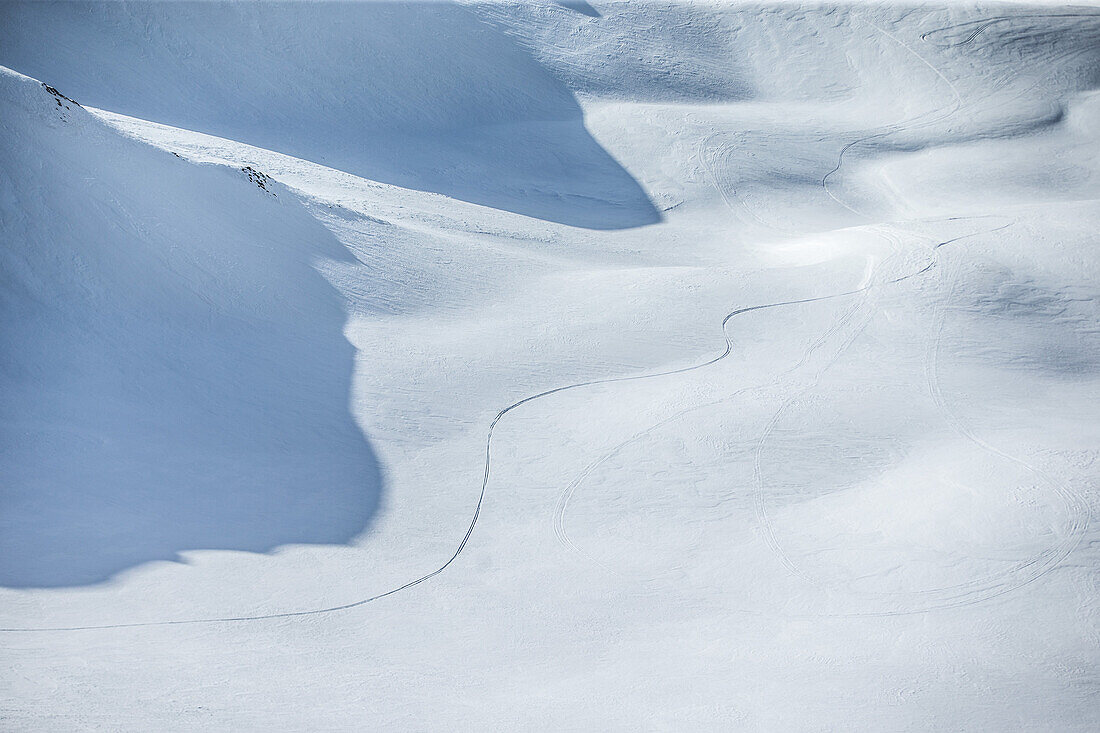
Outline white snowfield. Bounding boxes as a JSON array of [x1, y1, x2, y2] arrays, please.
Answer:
[[1, 1, 1098, 730]]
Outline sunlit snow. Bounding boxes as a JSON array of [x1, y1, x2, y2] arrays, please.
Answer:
[[2, 2, 1098, 729]]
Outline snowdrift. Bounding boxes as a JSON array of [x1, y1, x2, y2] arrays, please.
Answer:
[[0, 67, 382, 587]]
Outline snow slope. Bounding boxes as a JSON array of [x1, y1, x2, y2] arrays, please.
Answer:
[[0, 0, 660, 228], [0, 67, 382, 587], [2, 2, 1100, 730]]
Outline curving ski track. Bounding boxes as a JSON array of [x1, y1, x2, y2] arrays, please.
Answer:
[[557, 14, 1091, 615], [4, 12, 1091, 633], [749, 218, 1093, 616]]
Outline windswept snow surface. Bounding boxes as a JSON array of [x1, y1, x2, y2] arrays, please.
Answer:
[[2, 2, 1100, 730]]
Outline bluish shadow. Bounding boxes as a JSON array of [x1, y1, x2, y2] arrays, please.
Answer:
[[557, 1, 602, 18], [0, 72, 383, 587], [0, 1, 659, 229]]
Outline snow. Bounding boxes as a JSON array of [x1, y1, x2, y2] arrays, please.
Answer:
[[0, 0, 659, 228], [0, 67, 383, 589], [1, 2, 1099, 730]]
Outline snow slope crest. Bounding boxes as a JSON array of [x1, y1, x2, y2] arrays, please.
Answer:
[[0, 65, 88, 130]]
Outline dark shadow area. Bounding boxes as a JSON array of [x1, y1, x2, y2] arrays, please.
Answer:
[[557, 1, 602, 18], [0, 72, 383, 587], [0, 1, 659, 229]]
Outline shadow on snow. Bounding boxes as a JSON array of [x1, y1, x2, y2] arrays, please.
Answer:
[[0, 69, 384, 587], [0, 1, 659, 230]]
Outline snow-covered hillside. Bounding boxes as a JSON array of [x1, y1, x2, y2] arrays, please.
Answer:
[[0, 0, 660, 228], [0, 67, 382, 588], [2, 2, 1099, 730]]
